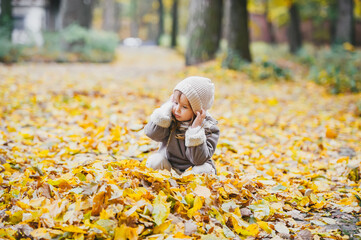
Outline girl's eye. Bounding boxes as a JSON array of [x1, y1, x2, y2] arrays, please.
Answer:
[[183, 106, 188, 109]]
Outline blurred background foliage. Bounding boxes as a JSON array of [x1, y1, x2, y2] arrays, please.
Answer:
[[0, 0, 360, 95]]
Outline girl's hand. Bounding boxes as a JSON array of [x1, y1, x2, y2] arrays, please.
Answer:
[[192, 109, 206, 128]]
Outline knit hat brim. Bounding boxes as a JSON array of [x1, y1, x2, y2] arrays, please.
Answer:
[[174, 82, 202, 114]]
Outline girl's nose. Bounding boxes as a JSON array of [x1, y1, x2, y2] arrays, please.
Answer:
[[175, 105, 181, 113]]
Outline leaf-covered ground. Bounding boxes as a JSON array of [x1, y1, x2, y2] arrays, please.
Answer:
[[0, 46, 360, 240]]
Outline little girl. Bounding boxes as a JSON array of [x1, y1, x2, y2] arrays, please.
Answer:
[[144, 76, 220, 174]]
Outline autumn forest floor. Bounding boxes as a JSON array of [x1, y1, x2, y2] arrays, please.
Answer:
[[0, 46, 361, 240]]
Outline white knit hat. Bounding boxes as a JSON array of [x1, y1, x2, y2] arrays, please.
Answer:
[[174, 76, 215, 114]]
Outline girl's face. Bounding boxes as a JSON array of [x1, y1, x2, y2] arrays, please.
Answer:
[[172, 91, 194, 122]]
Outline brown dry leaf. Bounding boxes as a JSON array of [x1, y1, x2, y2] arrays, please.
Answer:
[[92, 191, 109, 216]]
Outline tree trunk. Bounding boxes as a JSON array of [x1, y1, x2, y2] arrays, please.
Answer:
[[46, 0, 60, 31], [222, 0, 230, 40], [157, 0, 164, 45], [57, 0, 94, 29], [0, 0, 13, 41], [102, 0, 121, 33], [287, 3, 302, 54], [264, 0, 275, 44], [335, 0, 354, 44], [225, 0, 252, 66], [328, 1, 338, 44], [171, 0, 179, 48], [130, 0, 138, 37], [186, 0, 223, 66]]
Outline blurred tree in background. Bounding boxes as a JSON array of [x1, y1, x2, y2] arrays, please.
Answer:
[[287, 2, 302, 53], [0, 0, 12, 41], [47, 0, 60, 31], [170, 0, 179, 48], [264, 0, 276, 44], [185, 0, 223, 65], [102, 0, 121, 33], [156, 0, 164, 45], [223, 0, 252, 69], [335, 0, 354, 44], [58, 0, 94, 29]]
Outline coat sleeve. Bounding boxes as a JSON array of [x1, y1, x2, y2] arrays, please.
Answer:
[[184, 124, 220, 166], [144, 101, 173, 142]]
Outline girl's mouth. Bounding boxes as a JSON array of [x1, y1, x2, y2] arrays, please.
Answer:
[[174, 114, 181, 119]]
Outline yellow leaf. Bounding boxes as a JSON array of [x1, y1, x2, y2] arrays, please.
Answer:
[[339, 197, 354, 205], [313, 201, 326, 209], [187, 196, 203, 218], [193, 196, 202, 210], [218, 187, 228, 199], [173, 232, 192, 239], [0, 228, 16, 240], [29, 197, 46, 208], [246, 224, 259, 235], [348, 167, 360, 182], [8, 211, 23, 224], [114, 225, 138, 240], [337, 156, 349, 163], [149, 172, 170, 182], [299, 196, 310, 207], [95, 219, 117, 232], [258, 221, 272, 234], [211, 207, 225, 225], [73, 233, 85, 240], [60, 226, 87, 234], [111, 125, 122, 140], [152, 191, 170, 226], [309, 193, 318, 204], [230, 214, 249, 234], [30, 228, 51, 239], [185, 193, 194, 205], [16, 200, 30, 209], [325, 126, 338, 139], [47, 178, 72, 190], [3, 163, 14, 173], [99, 208, 115, 219], [234, 207, 242, 217], [153, 220, 172, 234], [267, 98, 278, 106]]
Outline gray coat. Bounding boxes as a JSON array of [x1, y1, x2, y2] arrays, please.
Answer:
[[144, 103, 220, 172]]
